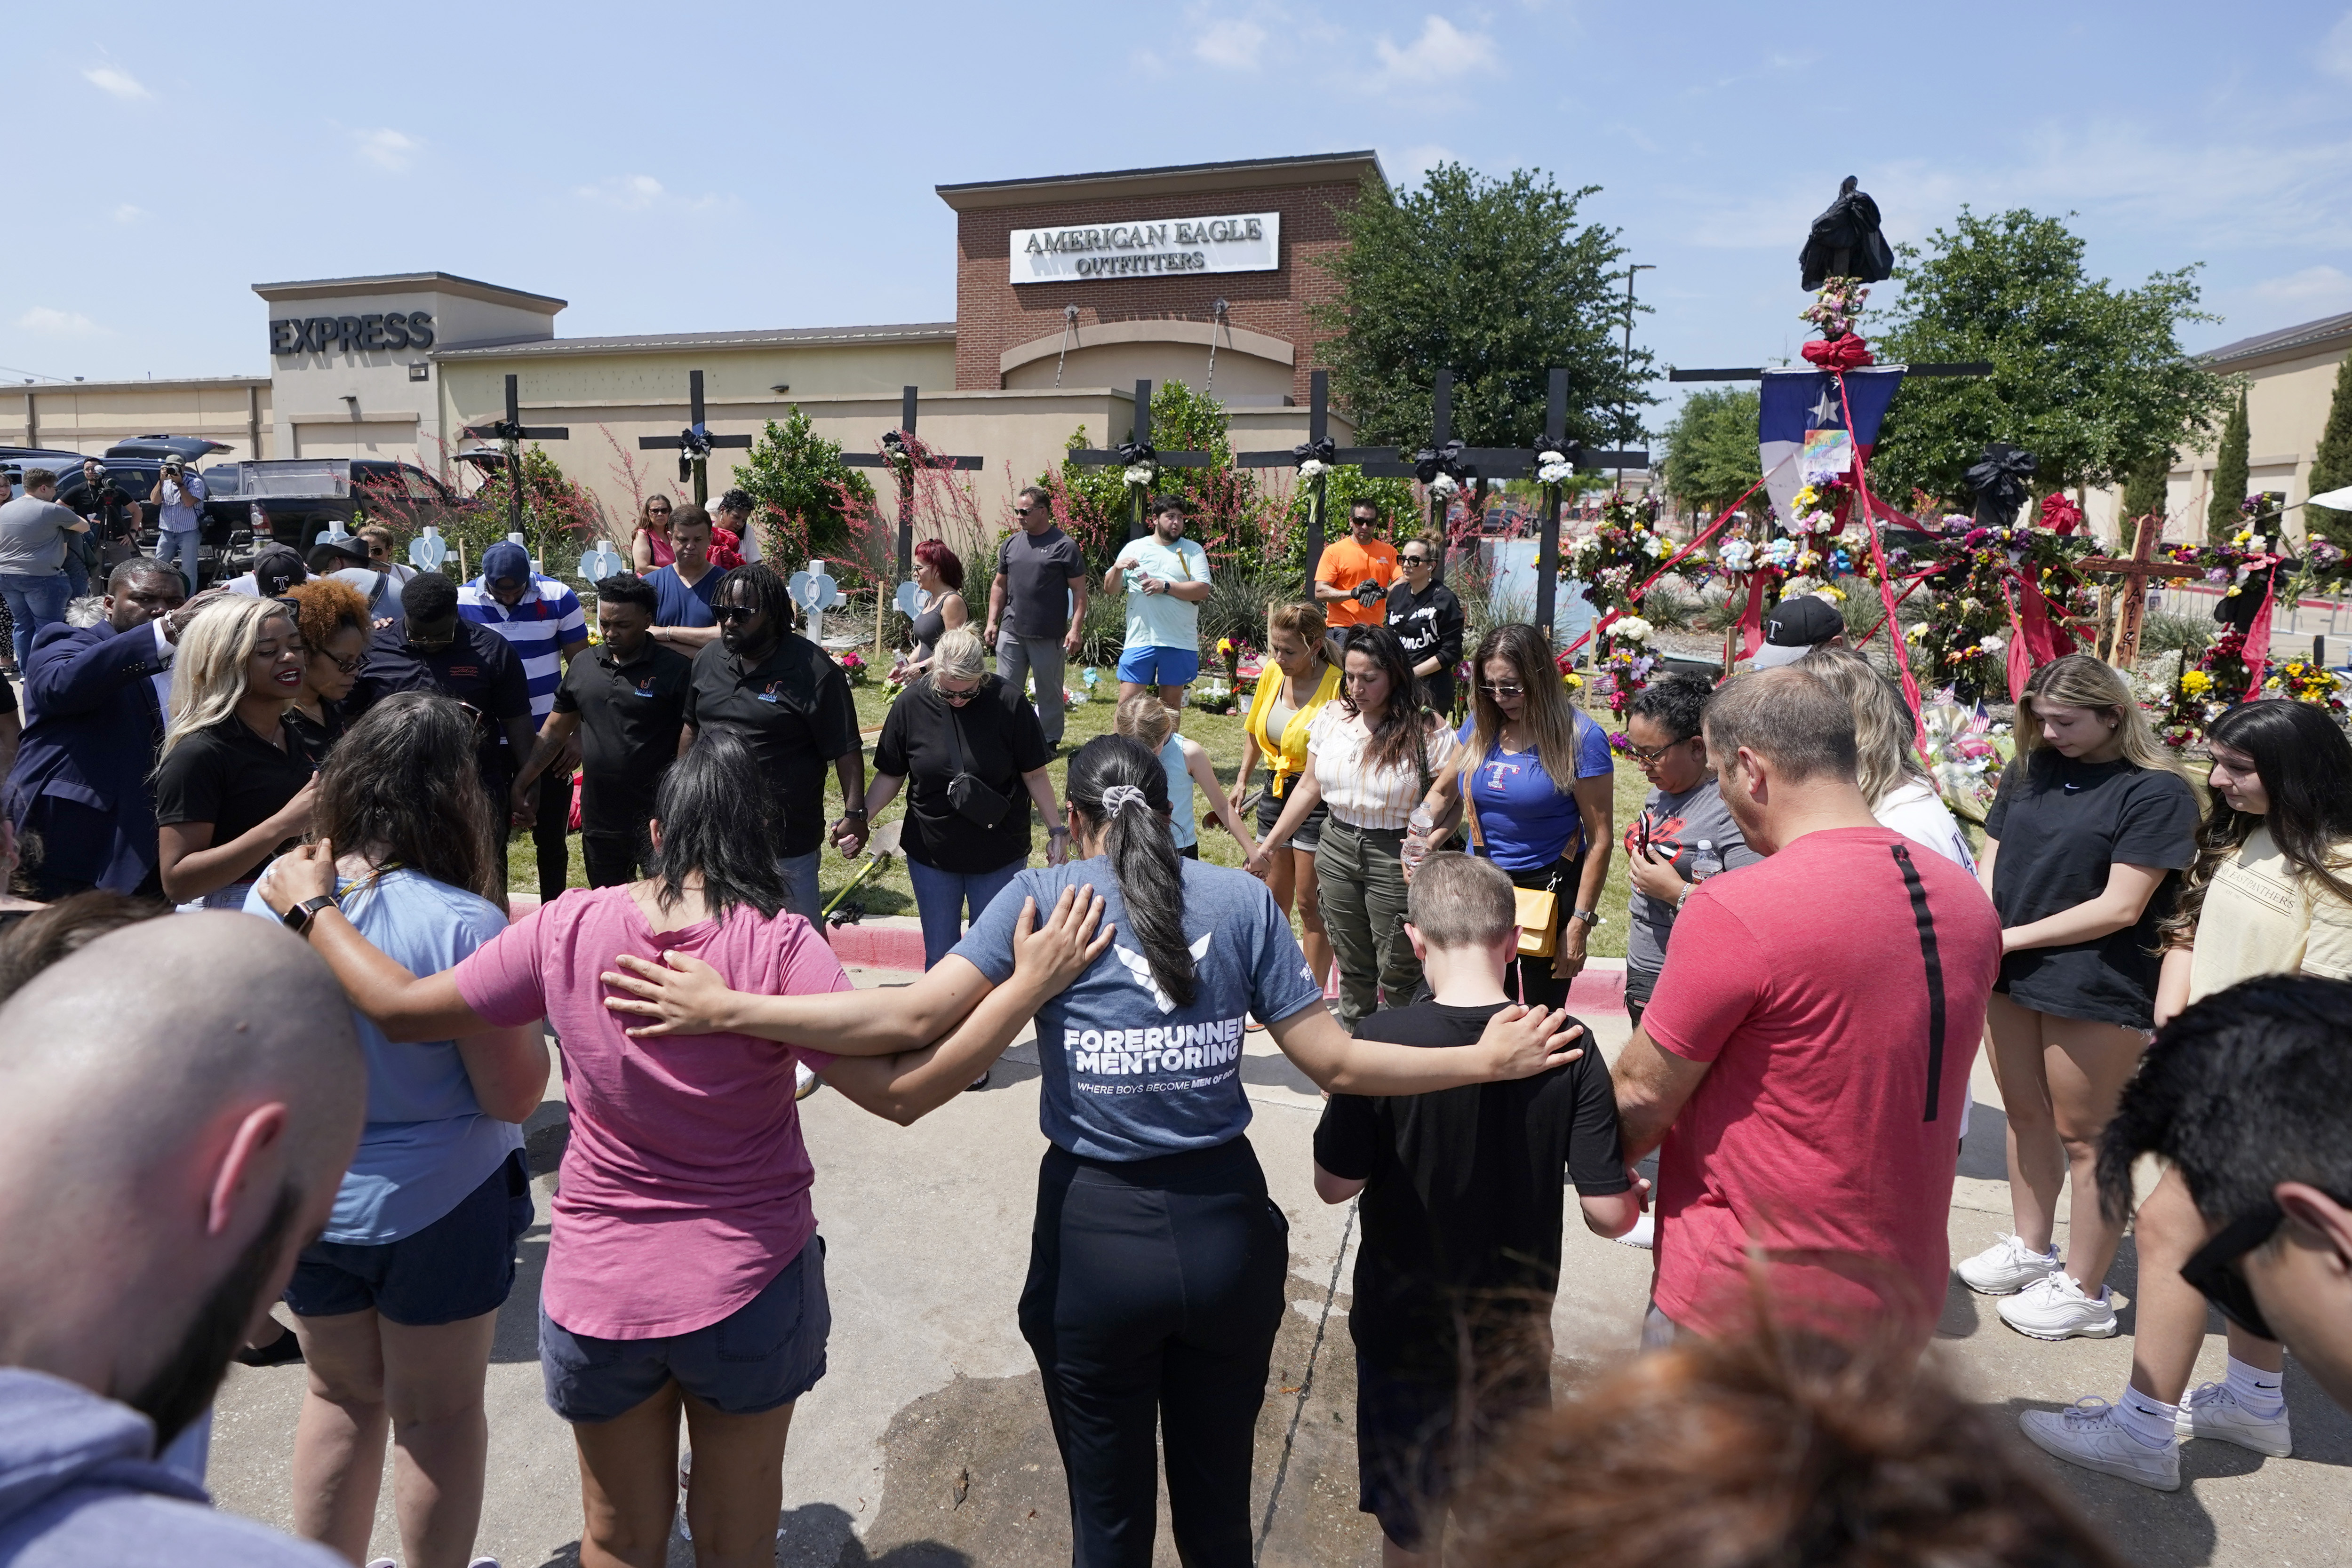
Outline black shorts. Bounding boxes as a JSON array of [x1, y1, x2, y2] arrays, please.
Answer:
[[1355, 1345, 1549, 1550], [285, 1150, 533, 1327], [1256, 782, 1327, 855], [539, 1236, 831, 1424]]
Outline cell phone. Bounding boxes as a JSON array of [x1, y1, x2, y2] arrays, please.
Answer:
[[1635, 816, 1652, 855]]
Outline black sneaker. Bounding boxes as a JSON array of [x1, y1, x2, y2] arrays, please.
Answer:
[[966, 1072, 990, 1092], [234, 1324, 303, 1368]]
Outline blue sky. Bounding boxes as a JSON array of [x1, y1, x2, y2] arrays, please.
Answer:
[[10, 0, 2352, 431]]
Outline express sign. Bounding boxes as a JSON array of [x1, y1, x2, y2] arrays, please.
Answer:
[[269, 312, 436, 356]]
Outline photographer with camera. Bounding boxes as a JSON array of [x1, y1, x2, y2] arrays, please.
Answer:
[[65, 457, 144, 573], [149, 457, 208, 595]]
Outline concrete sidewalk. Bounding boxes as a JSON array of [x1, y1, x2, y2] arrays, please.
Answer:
[[205, 982, 2350, 1567]]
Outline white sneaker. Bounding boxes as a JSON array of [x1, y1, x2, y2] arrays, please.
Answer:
[[1997, 1273, 2120, 1340], [1955, 1233, 2061, 1295], [2019, 1400, 2181, 1491], [794, 1062, 820, 1101], [2179, 1381, 2293, 1457], [1614, 1212, 1655, 1250]]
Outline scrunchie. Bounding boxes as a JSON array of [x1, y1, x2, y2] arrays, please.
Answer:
[[1098, 784, 1149, 815]]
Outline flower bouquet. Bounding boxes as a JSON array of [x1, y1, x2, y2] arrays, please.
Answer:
[[838, 649, 870, 687]]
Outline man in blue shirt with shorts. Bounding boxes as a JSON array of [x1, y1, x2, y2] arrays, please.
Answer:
[[1101, 494, 1211, 709]]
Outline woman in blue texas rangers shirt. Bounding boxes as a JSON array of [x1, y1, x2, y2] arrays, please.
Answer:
[[601, 734, 1583, 1568]]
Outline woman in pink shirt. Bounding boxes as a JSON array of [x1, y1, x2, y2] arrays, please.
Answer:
[[262, 731, 1109, 1567]]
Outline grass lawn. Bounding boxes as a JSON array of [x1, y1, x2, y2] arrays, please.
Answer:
[[509, 660, 1652, 961]]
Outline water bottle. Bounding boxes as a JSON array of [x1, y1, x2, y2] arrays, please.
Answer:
[[1690, 839, 1722, 882], [1402, 806, 1436, 875]]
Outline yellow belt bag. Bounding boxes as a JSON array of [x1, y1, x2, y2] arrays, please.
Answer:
[[1463, 792, 1558, 957]]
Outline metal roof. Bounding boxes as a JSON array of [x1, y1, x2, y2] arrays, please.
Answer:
[[937, 151, 1386, 210], [430, 323, 957, 360], [2202, 310, 2352, 366]]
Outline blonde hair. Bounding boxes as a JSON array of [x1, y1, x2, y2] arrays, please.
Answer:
[[162, 597, 300, 758], [929, 624, 986, 682], [1115, 691, 1175, 750], [2017, 653, 2171, 772], [1802, 647, 1929, 808], [1266, 600, 1330, 655]]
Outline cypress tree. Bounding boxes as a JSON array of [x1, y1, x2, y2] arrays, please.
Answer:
[[2304, 353, 2352, 547], [2120, 449, 2171, 525], [2207, 389, 2249, 543]]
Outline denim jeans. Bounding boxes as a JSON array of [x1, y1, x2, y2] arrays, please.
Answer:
[[158, 528, 202, 594], [778, 850, 821, 925], [995, 632, 1068, 748], [907, 855, 1025, 969], [0, 572, 70, 669]]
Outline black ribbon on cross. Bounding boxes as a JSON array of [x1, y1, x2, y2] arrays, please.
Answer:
[[676, 422, 715, 483], [879, 429, 910, 467], [480, 419, 526, 443], [1293, 436, 1337, 468], [1116, 439, 1157, 472], [1965, 442, 2038, 530], [1412, 439, 1469, 487]]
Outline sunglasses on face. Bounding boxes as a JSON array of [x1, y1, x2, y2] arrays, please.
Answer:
[[710, 603, 759, 624], [1402, 554, 1431, 566], [1480, 682, 1524, 700], [1013, 505, 1037, 517], [648, 505, 672, 515], [937, 683, 979, 704], [1624, 739, 1691, 764], [2180, 1201, 2286, 1341]]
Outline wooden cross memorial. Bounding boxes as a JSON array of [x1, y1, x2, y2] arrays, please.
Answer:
[[1069, 379, 1217, 542], [837, 385, 984, 580], [461, 374, 570, 548], [636, 370, 753, 509], [1234, 370, 1394, 593], [2077, 514, 2209, 669]]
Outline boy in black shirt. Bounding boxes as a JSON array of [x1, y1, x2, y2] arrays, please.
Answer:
[[1313, 852, 1640, 1566]]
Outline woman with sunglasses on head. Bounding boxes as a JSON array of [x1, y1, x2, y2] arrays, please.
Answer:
[[1249, 624, 1456, 1033], [151, 596, 322, 908], [1957, 654, 2199, 1342], [599, 733, 1585, 1568], [630, 493, 677, 573], [1229, 601, 1343, 995], [283, 576, 371, 758], [2021, 698, 2352, 1490], [1411, 623, 1614, 1009], [1384, 540, 1464, 716]]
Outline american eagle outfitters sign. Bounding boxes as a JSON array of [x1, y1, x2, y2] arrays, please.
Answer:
[[1009, 212, 1279, 284]]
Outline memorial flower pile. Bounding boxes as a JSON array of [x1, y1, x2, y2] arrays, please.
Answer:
[[1910, 512, 2097, 701], [1920, 700, 2012, 822], [2264, 657, 2346, 712], [1565, 491, 1673, 618]]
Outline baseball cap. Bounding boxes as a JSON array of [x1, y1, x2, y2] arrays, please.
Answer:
[[251, 545, 308, 597], [1751, 593, 1845, 669], [481, 541, 533, 585]]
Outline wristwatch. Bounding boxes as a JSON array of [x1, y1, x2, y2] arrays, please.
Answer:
[[840, 806, 868, 819], [1569, 907, 1601, 927], [281, 893, 338, 936], [1048, 825, 1071, 836]]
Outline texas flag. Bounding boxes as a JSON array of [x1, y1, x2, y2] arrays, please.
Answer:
[[1758, 365, 1906, 523]]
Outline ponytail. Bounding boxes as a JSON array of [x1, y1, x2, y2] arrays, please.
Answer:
[[1067, 734, 1195, 1010]]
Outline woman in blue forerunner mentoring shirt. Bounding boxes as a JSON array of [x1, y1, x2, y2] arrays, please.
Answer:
[[1413, 623, 1615, 1009], [600, 734, 1583, 1568]]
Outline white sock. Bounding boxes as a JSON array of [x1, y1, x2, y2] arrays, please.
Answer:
[[2115, 1386, 2178, 1449], [2225, 1355, 2286, 1418]]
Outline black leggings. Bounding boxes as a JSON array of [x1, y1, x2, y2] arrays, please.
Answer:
[[1503, 853, 1583, 1011], [1019, 1138, 1289, 1568]]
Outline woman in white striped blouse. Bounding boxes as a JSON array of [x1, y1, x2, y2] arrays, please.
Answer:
[[1249, 624, 1457, 1032]]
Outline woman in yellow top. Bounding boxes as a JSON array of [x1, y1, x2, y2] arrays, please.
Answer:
[[2025, 699, 2352, 1491], [1228, 601, 1343, 992]]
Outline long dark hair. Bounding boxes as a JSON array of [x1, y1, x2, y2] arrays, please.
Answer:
[[314, 693, 503, 910], [1341, 622, 1436, 778], [2162, 700, 2352, 944], [649, 730, 793, 921], [1067, 735, 1193, 1009]]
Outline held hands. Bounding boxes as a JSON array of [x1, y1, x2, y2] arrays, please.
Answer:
[[1244, 842, 1278, 878], [1473, 1003, 1587, 1081], [1010, 887, 1115, 997], [832, 816, 870, 857], [1626, 844, 1684, 904], [602, 949, 735, 1038], [258, 836, 338, 915]]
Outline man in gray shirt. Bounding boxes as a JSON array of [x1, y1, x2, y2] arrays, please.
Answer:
[[1618, 676, 1762, 1023], [985, 485, 1088, 748], [0, 469, 91, 671]]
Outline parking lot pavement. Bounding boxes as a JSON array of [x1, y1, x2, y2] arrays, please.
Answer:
[[205, 978, 2348, 1566]]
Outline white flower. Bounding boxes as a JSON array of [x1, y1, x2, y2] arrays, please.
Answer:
[[1614, 616, 1655, 644], [1977, 634, 2005, 653], [1537, 452, 1573, 485], [1427, 473, 1460, 498], [1643, 532, 1673, 558], [1123, 464, 1156, 486], [1297, 458, 1330, 479]]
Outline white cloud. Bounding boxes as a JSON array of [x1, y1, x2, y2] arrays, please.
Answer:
[[112, 204, 143, 224], [82, 66, 149, 101], [17, 308, 104, 337], [1371, 15, 1497, 86], [575, 174, 667, 210], [2251, 264, 2352, 308], [354, 128, 419, 172], [1194, 18, 1267, 71], [2321, 11, 2352, 82], [1394, 143, 1457, 185]]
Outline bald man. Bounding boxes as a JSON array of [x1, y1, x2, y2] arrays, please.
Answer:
[[0, 913, 363, 1567]]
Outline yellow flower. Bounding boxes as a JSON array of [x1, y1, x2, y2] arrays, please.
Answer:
[[2265, 678, 2282, 690], [1906, 623, 1928, 642], [1818, 584, 1846, 601], [2233, 530, 2253, 546], [1792, 485, 1820, 511], [1561, 672, 1584, 690], [2181, 670, 2214, 694]]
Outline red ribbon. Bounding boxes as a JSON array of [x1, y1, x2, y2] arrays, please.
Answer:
[[1802, 335, 1875, 370], [1553, 457, 1794, 663], [1835, 371, 1926, 744], [2243, 570, 2280, 692], [2040, 491, 2084, 535]]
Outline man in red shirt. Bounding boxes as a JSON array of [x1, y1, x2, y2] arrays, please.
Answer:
[[1611, 666, 2001, 1353]]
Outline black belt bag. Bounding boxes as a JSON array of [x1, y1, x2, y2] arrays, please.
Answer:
[[942, 695, 1015, 829]]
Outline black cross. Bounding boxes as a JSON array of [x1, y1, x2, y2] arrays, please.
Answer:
[[838, 386, 984, 580], [1667, 362, 1993, 382], [1356, 368, 1646, 595], [1069, 379, 1217, 541], [636, 370, 754, 508], [1235, 370, 1395, 591], [462, 374, 570, 547]]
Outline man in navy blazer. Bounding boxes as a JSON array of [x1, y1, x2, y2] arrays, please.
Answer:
[[4, 558, 209, 900]]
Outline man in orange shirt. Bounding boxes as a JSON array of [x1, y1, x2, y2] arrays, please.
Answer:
[[1315, 501, 1400, 651]]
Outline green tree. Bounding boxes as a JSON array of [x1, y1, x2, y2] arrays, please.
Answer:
[[2119, 447, 2173, 524], [1659, 388, 1762, 518], [2304, 354, 2352, 547], [449, 446, 602, 577], [730, 406, 876, 565], [1310, 163, 1652, 460], [2207, 389, 2249, 543], [1869, 208, 2230, 507]]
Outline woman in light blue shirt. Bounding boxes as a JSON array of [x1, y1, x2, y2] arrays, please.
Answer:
[[1114, 691, 1256, 861]]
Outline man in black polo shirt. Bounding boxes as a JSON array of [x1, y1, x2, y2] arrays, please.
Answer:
[[509, 573, 690, 887], [679, 562, 863, 922], [344, 572, 535, 807]]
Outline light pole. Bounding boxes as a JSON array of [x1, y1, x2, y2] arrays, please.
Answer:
[[1618, 263, 1655, 486]]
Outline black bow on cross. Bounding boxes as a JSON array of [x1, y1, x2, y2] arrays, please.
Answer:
[[676, 423, 715, 483], [879, 429, 911, 465], [1965, 443, 2038, 530], [480, 419, 526, 443], [1293, 436, 1337, 467], [1116, 439, 1157, 471], [1412, 439, 1470, 487]]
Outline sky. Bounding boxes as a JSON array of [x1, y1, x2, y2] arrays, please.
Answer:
[[10, 0, 2352, 433]]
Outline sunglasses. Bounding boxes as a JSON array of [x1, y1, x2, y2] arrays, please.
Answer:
[[710, 604, 758, 624], [647, 505, 672, 515], [1479, 682, 1524, 700], [1402, 554, 1432, 565], [2180, 1201, 2285, 1341], [936, 683, 979, 704], [1013, 505, 1038, 517], [1623, 739, 1691, 764]]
